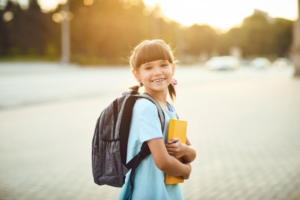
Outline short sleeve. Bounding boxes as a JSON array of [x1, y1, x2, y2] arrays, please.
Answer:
[[136, 100, 163, 143]]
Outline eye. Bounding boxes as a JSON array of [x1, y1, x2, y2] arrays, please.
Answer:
[[161, 64, 168, 67], [145, 66, 152, 70]]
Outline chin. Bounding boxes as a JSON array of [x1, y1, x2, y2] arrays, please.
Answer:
[[152, 87, 168, 92]]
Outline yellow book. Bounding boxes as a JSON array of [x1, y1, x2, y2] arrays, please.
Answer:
[[165, 119, 187, 185]]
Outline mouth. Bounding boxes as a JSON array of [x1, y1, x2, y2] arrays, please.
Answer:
[[151, 78, 166, 83]]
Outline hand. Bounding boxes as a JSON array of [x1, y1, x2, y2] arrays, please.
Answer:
[[182, 163, 191, 180], [166, 138, 187, 159]]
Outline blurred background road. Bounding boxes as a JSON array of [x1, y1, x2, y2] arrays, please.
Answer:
[[0, 63, 300, 200]]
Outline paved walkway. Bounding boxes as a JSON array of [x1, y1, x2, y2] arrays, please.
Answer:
[[0, 63, 299, 200]]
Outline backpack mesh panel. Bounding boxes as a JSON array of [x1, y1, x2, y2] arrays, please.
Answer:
[[92, 94, 130, 187]]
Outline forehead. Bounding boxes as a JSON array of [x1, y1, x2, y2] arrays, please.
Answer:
[[134, 42, 174, 69]]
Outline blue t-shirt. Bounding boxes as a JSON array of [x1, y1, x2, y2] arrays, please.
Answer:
[[118, 99, 184, 200]]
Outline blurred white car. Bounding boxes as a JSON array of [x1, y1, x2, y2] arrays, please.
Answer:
[[205, 56, 240, 70], [272, 58, 291, 69], [250, 57, 271, 69]]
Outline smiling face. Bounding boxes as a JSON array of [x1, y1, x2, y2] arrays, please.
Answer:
[[133, 59, 175, 94], [130, 40, 177, 99]]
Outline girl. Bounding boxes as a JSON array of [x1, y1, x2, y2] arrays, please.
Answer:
[[118, 39, 196, 200]]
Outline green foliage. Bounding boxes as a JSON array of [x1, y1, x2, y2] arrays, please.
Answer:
[[183, 24, 218, 55], [9, 47, 20, 56], [0, 0, 59, 57], [219, 13, 292, 58], [0, 0, 294, 64], [26, 48, 37, 57], [271, 18, 293, 57], [45, 44, 58, 59]]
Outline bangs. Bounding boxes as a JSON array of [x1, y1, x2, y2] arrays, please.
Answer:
[[133, 40, 174, 69]]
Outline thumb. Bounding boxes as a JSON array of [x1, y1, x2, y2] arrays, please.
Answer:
[[168, 138, 179, 144]]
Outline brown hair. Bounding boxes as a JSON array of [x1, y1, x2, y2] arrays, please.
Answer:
[[129, 39, 176, 101]]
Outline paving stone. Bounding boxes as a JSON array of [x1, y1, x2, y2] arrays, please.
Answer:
[[0, 65, 299, 200]]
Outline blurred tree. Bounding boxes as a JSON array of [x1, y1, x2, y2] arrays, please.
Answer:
[[0, 1, 293, 64], [183, 24, 218, 56], [68, 0, 153, 64], [241, 14, 274, 57], [217, 27, 240, 55], [227, 13, 292, 59], [22, 0, 45, 55], [156, 19, 178, 50], [0, 0, 59, 58], [270, 18, 292, 57], [1, 1, 21, 56]]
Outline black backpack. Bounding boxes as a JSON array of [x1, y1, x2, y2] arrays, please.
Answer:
[[92, 90, 166, 197]]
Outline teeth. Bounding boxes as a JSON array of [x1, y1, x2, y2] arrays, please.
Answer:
[[153, 79, 165, 82]]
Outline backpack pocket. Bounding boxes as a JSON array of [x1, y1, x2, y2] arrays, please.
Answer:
[[92, 139, 128, 187]]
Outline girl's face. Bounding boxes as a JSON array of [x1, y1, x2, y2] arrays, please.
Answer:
[[133, 59, 175, 94]]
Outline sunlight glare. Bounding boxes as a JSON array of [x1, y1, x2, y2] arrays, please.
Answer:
[[24, 0, 298, 30], [84, 0, 94, 6], [37, 0, 67, 11], [143, 0, 297, 30]]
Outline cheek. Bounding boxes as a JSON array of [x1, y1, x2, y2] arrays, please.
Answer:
[[164, 74, 173, 85], [164, 69, 173, 78], [140, 72, 151, 82]]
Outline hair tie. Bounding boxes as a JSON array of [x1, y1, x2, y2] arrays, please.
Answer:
[[171, 78, 177, 86]]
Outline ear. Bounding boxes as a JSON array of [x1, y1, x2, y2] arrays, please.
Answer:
[[172, 63, 176, 76], [132, 69, 140, 81]]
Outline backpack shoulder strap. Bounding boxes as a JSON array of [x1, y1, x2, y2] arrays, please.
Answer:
[[125, 141, 151, 200]]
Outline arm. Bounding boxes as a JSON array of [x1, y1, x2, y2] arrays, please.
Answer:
[[166, 137, 197, 163], [147, 138, 191, 179]]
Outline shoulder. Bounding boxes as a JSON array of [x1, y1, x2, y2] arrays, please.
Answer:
[[134, 98, 157, 114], [133, 99, 163, 142]]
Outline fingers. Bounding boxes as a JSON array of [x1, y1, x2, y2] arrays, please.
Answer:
[[165, 139, 184, 158], [166, 146, 178, 154], [167, 138, 179, 144], [166, 144, 179, 153], [166, 147, 182, 158], [165, 144, 176, 149], [166, 148, 177, 154], [166, 142, 179, 148], [166, 145, 176, 151]]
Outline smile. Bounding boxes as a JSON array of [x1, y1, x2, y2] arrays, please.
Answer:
[[151, 78, 166, 83]]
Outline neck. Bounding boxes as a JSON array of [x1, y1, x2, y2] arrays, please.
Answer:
[[144, 89, 168, 109]]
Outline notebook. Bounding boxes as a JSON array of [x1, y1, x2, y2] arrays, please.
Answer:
[[165, 119, 187, 185]]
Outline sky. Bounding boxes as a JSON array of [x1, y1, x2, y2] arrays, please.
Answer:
[[15, 0, 298, 31], [144, 0, 298, 30]]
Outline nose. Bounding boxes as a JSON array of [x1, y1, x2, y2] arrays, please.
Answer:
[[153, 66, 162, 76]]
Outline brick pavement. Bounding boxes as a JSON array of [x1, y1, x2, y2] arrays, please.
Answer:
[[0, 65, 300, 200]]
